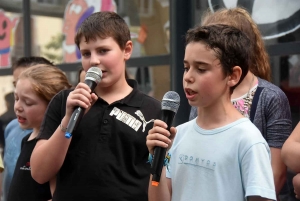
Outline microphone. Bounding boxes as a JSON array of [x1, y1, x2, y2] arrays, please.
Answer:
[[65, 67, 102, 138], [151, 91, 180, 186]]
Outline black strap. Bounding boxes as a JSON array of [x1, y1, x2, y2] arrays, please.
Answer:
[[250, 87, 264, 122]]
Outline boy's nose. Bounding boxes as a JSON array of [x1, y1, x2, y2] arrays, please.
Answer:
[[183, 70, 194, 83], [90, 53, 100, 66]]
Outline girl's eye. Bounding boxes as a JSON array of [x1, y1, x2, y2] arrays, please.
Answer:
[[25, 102, 33, 106], [183, 66, 189, 72]]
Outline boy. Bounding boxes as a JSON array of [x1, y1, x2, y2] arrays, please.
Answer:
[[30, 11, 161, 200], [146, 24, 276, 201]]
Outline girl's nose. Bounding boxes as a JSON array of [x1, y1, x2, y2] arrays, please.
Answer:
[[14, 100, 23, 113]]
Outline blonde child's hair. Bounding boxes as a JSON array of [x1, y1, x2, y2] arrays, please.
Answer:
[[201, 7, 271, 81], [18, 64, 72, 103]]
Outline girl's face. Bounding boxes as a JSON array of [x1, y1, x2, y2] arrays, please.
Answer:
[[14, 78, 48, 130]]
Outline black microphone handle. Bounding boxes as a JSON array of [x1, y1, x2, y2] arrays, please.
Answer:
[[64, 79, 98, 138], [151, 109, 176, 183]]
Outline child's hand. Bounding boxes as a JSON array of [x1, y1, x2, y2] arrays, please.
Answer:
[[293, 173, 300, 199], [146, 119, 176, 155], [65, 82, 98, 118]]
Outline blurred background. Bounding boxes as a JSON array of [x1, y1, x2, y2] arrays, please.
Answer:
[[0, 0, 299, 127]]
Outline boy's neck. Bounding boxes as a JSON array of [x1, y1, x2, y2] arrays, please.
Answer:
[[96, 78, 133, 104], [196, 100, 244, 130]]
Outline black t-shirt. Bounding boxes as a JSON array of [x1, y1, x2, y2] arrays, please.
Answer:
[[38, 80, 161, 201], [7, 134, 52, 201]]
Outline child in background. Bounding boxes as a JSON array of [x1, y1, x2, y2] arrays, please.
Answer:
[[147, 24, 276, 201], [7, 65, 72, 201], [30, 11, 161, 200], [189, 8, 291, 198], [2, 56, 54, 201]]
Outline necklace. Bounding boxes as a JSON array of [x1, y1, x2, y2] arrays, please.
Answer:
[[247, 73, 255, 99], [244, 73, 255, 115], [232, 73, 256, 118]]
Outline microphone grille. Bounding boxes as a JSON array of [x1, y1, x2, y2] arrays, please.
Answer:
[[161, 91, 180, 113], [85, 67, 102, 84]]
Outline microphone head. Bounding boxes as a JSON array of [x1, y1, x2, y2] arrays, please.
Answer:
[[161, 91, 180, 113], [85, 67, 102, 84]]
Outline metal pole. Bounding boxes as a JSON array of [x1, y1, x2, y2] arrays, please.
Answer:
[[23, 0, 32, 57], [170, 0, 195, 126]]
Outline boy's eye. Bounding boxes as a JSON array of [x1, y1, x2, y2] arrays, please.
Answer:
[[198, 68, 206, 73], [98, 49, 108, 54], [81, 52, 90, 57]]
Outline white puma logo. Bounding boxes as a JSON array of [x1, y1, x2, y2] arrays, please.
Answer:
[[135, 110, 155, 132]]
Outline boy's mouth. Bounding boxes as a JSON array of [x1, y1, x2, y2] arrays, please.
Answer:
[[185, 88, 196, 95]]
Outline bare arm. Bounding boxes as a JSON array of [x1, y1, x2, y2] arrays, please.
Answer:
[[282, 122, 300, 173], [148, 167, 172, 201], [270, 147, 287, 197], [146, 119, 176, 201], [31, 83, 98, 184], [31, 116, 72, 184]]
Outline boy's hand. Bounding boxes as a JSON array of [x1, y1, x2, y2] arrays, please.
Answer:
[[146, 119, 176, 155], [65, 82, 98, 119]]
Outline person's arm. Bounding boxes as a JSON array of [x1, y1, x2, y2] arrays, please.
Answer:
[[146, 119, 176, 201], [293, 173, 300, 199], [31, 117, 72, 184], [31, 83, 98, 184], [270, 147, 287, 197], [259, 88, 292, 194], [282, 122, 300, 173], [148, 167, 172, 201]]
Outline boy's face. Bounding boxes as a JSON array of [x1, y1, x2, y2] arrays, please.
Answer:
[[79, 36, 131, 88], [183, 42, 229, 108], [13, 67, 27, 87]]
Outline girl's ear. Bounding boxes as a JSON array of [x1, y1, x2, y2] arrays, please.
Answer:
[[124, 41, 133, 61], [227, 66, 242, 87]]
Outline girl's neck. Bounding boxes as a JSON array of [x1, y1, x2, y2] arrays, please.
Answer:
[[231, 71, 257, 99], [28, 128, 40, 141]]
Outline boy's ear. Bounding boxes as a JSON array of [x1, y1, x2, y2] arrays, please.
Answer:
[[124, 41, 133, 60], [227, 66, 242, 87]]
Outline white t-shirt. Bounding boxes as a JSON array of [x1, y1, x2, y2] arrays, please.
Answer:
[[166, 118, 276, 201]]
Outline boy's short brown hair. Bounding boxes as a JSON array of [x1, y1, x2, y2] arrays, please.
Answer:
[[75, 11, 131, 50], [185, 24, 251, 91]]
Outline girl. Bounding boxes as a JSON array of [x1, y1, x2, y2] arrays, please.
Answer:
[[7, 64, 72, 201]]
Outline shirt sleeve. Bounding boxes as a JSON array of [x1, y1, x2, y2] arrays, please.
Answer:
[[257, 88, 292, 148], [241, 142, 276, 200], [37, 90, 68, 140]]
